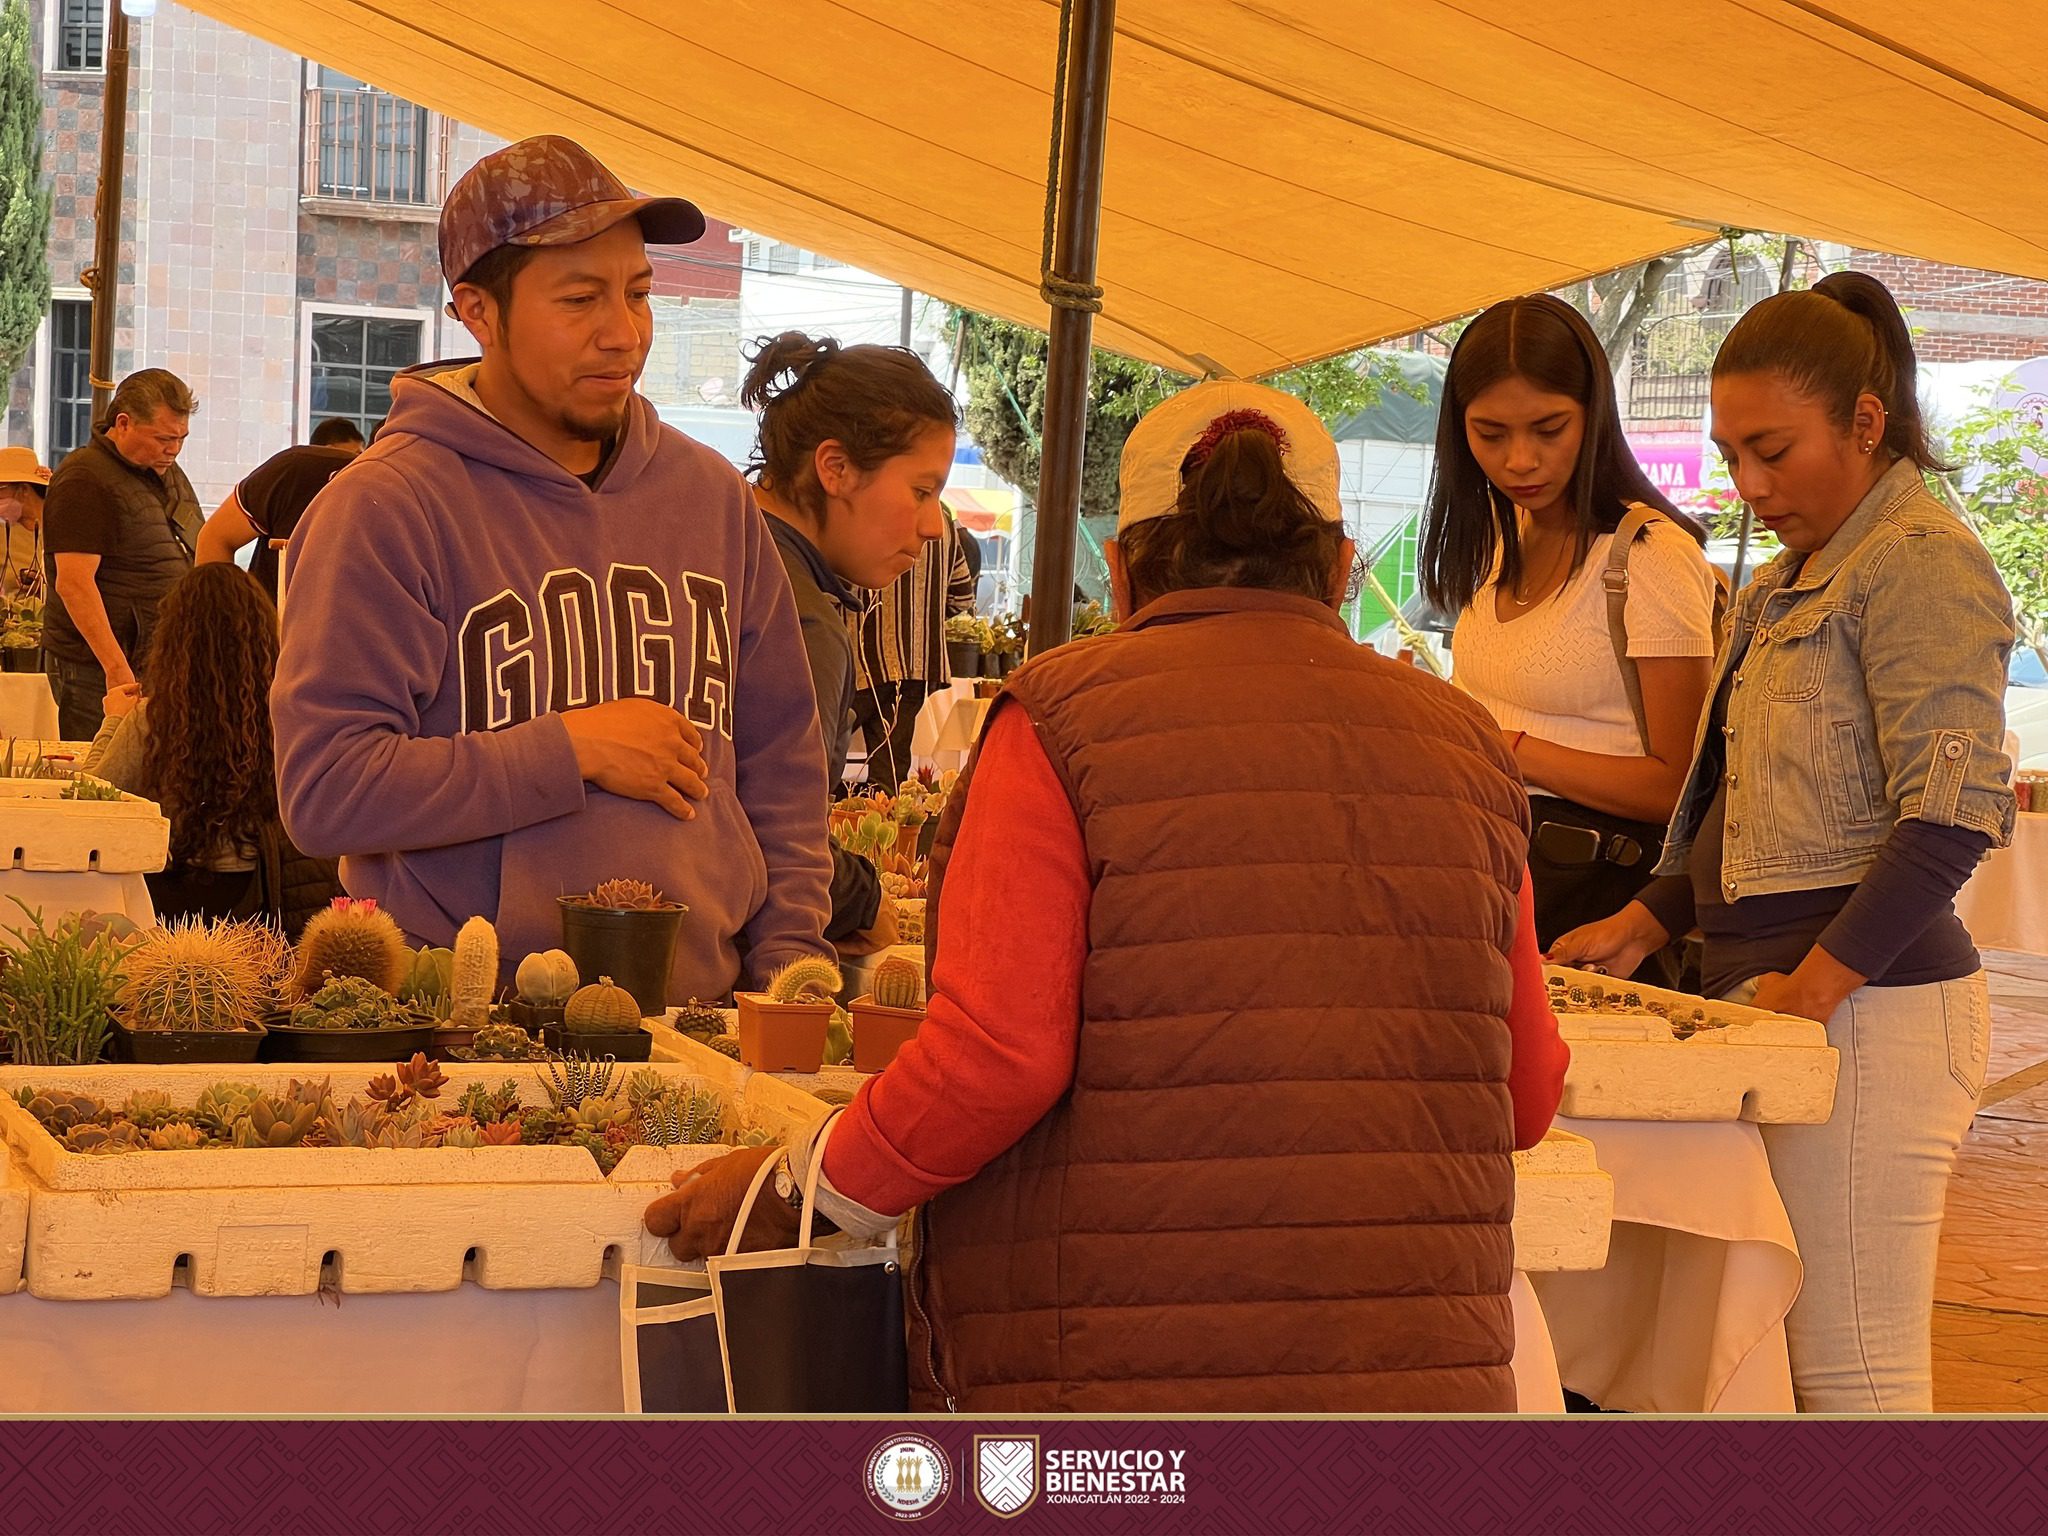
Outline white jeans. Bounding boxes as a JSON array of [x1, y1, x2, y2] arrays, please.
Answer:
[[1727, 972, 1989, 1412]]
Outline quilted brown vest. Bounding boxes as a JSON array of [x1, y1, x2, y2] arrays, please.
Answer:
[[909, 587, 1530, 1412]]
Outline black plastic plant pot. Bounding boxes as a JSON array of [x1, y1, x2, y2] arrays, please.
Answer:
[[558, 900, 684, 1018], [0, 649, 39, 675], [916, 819, 940, 858], [113, 1018, 267, 1064], [543, 1022, 655, 1062], [945, 641, 982, 679], [508, 1000, 567, 1033], [261, 1020, 439, 1063]]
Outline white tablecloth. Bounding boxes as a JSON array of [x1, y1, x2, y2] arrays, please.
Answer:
[[1529, 1117, 1801, 1413], [0, 870, 156, 938], [0, 1283, 621, 1412], [910, 681, 993, 771], [0, 672, 57, 740], [1956, 811, 2048, 957]]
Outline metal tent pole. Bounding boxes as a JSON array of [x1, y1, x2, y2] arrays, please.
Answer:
[[1026, 0, 1116, 659], [84, 4, 133, 426]]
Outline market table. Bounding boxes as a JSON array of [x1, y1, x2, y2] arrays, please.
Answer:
[[1955, 810, 2048, 957], [1529, 1117, 1799, 1413], [0, 672, 57, 741], [0, 870, 155, 938]]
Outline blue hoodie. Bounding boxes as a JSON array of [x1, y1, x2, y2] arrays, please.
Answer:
[[271, 360, 832, 1000]]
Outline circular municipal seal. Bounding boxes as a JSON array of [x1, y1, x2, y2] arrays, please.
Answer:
[[864, 1432, 952, 1520]]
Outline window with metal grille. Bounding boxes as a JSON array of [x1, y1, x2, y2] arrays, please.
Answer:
[[45, 300, 93, 466], [308, 311, 423, 442], [52, 0, 105, 71], [304, 66, 434, 205]]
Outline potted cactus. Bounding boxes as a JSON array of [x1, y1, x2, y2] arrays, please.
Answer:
[[509, 948, 578, 1034], [110, 917, 283, 1063], [289, 897, 408, 1001], [397, 944, 455, 1021], [0, 899, 130, 1065], [264, 974, 438, 1063], [849, 953, 926, 1073], [425, 915, 501, 1055], [943, 612, 988, 679], [547, 975, 654, 1061], [557, 879, 686, 1019], [734, 956, 840, 1073]]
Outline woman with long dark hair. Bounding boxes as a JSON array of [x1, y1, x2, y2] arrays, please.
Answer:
[[1420, 294, 1719, 959], [740, 331, 957, 949], [1555, 272, 2015, 1410], [84, 562, 339, 934]]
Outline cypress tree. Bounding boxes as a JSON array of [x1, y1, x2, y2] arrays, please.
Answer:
[[0, 0, 52, 379]]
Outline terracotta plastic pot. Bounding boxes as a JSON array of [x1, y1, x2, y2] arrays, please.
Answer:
[[848, 997, 923, 1074], [734, 993, 831, 1073], [558, 900, 684, 1018]]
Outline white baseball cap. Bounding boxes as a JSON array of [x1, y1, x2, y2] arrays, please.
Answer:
[[1116, 379, 1343, 533]]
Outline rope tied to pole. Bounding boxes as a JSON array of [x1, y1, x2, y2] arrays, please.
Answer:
[[1040, 0, 1104, 315]]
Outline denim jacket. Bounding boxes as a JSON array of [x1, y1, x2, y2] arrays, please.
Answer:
[[1656, 457, 2016, 901]]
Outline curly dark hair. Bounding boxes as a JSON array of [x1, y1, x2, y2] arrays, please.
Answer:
[[139, 564, 280, 868]]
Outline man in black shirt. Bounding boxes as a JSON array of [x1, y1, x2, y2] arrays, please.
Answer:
[[195, 417, 367, 599], [41, 368, 202, 739]]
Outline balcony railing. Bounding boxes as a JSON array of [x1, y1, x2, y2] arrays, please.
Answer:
[[303, 86, 441, 206]]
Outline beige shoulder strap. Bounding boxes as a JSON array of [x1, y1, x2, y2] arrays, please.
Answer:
[[1603, 504, 1662, 753]]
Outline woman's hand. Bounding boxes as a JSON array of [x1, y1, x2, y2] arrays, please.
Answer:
[[643, 1145, 798, 1261], [1748, 950, 1862, 1023], [102, 682, 143, 719], [1547, 901, 1670, 980]]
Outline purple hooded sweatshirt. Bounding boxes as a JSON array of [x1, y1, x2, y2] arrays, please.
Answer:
[[271, 360, 832, 1001]]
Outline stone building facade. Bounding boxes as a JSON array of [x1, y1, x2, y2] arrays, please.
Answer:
[[4, 1, 741, 505]]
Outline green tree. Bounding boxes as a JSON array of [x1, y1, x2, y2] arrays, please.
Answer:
[[0, 0, 50, 379], [952, 308, 1416, 530], [1947, 390, 2048, 675]]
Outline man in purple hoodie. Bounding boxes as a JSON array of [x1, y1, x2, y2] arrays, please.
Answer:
[[272, 136, 832, 1002]]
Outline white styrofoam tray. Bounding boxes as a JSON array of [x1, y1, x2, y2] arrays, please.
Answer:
[[1546, 964, 1839, 1124], [1511, 1128, 1612, 1273], [0, 778, 170, 873], [0, 1060, 822, 1301]]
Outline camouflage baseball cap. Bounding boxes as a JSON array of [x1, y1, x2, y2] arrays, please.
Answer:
[[439, 134, 706, 291]]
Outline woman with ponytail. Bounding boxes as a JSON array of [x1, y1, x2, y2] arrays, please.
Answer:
[[1555, 271, 2016, 1411], [1421, 295, 1720, 968], [740, 331, 956, 949], [652, 379, 1570, 1412]]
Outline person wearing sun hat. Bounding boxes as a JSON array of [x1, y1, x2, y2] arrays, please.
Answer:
[[272, 135, 832, 1003], [0, 446, 50, 599], [646, 379, 1569, 1412]]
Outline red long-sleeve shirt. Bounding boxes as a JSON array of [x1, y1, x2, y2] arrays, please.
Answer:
[[822, 705, 1569, 1216]]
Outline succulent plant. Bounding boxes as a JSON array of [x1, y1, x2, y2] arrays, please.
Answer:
[[565, 977, 640, 1033], [517, 1106, 567, 1145], [235, 1096, 322, 1148], [584, 879, 667, 910], [470, 1022, 545, 1060], [766, 956, 842, 1005], [318, 1099, 388, 1149], [60, 774, 125, 801], [870, 954, 926, 1013], [398, 946, 455, 1020], [674, 999, 727, 1042], [192, 1081, 265, 1135], [64, 1120, 143, 1154], [290, 899, 408, 999], [515, 950, 579, 1006], [116, 916, 275, 1033], [739, 1125, 776, 1149], [26, 1088, 106, 1133], [456, 1079, 523, 1125], [637, 1087, 726, 1147], [824, 1007, 853, 1068], [540, 1053, 617, 1110], [706, 1034, 742, 1060], [567, 1097, 628, 1133], [441, 1123, 484, 1149], [146, 1123, 209, 1152], [624, 1068, 668, 1108], [0, 899, 130, 1065], [119, 1089, 180, 1130], [366, 1054, 448, 1112], [450, 916, 499, 1029], [479, 1120, 523, 1147], [569, 1126, 623, 1175], [290, 975, 417, 1031]]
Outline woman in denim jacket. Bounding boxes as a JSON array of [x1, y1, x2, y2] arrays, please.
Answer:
[[1555, 271, 2015, 1412]]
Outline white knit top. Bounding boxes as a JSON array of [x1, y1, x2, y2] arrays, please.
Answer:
[[1450, 514, 1717, 800]]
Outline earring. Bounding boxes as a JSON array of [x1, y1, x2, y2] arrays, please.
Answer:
[[1861, 441, 1875, 454]]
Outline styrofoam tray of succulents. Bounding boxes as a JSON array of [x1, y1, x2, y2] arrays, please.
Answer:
[[1543, 965, 1840, 1124], [0, 772, 170, 873], [1510, 1128, 1614, 1274], [0, 1056, 809, 1301]]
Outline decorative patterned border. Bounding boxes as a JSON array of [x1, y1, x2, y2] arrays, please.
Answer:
[[0, 1419, 2044, 1533]]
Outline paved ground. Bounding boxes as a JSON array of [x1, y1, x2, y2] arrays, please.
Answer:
[[1934, 949, 2048, 1411]]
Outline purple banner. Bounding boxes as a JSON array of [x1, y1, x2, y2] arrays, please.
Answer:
[[0, 1419, 2044, 1534]]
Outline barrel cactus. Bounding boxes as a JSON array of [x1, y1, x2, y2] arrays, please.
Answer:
[[116, 917, 275, 1032], [565, 977, 641, 1032], [766, 956, 842, 1005], [870, 954, 925, 1012], [291, 899, 407, 998], [515, 949, 579, 1006]]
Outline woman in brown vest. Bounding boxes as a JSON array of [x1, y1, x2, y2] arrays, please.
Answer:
[[650, 382, 1570, 1411]]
